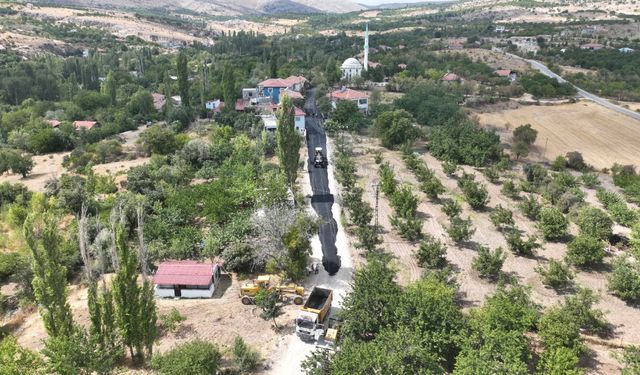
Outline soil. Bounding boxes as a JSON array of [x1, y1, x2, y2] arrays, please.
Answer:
[[476, 101, 640, 170], [445, 48, 533, 72], [0, 152, 69, 192]]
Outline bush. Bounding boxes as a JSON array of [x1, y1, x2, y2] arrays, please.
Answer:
[[566, 151, 587, 171], [429, 120, 502, 166], [581, 173, 600, 189], [447, 216, 475, 244], [620, 345, 640, 375], [609, 203, 638, 227], [524, 163, 549, 186], [0, 252, 27, 282], [420, 176, 445, 201], [576, 207, 613, 240], [390, 216, 423, 242], [566, 235, 605, 267], [459, 179, 489, 210], [442, 198, 462, 218], [513, 124, 538, 145], [441, 160, 457, 176], [539, 207, 569, 241], [139, 125, 179, 155], [151, 340, 221, 375], [556, 189, 585, 214], [489, 205, 515, 231], [608, 256, 640, 302], [232, 336, 261, 374], [482, 166, 500, 184], [160, 307, 186, 333], [374, 109, 419, 149], [505, 229, 540, 257], [519, 194, 542, 221], [378, 162, 397, 196], [415, 235, 447, 269], [596, 189, 625, 209], [472, 246, 505, 280], [536, 259, 574, 289], [551, 155, 567, 171], [501, 179, 520, 200]]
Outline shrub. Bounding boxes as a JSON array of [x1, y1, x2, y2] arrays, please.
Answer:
[[442, 160, 457, 176], [447, 216, 475, 244], [420, 177, 446, 201], [576, 207, 613, 240], [537, 347, 582, 375], [608, 256, 640, 302], [378, 162, 397, 196], [581, 173, 600, 189], [551, 155, 567, 171], [513, 124, 538, 145], [472, 246, 505, 280], [536, 259, 574, 289], [524, 163, 549, 186], [566, 151, 587, 171], [442, 199, 462, 218], [609, 203, 638, 227], [460, 179, 489, 210], [390, 216, 423, 242], [538, 207, 569, 241], [596, 189, 625, 209], [374, 110, 419, 149], [566, 235, 605, 267], [0, 252, 27, 282], [151, 340, 221, 375], [556, 189, 585, 214], [160, 307, 186, 333], [415, 235, 447, 269], [620, 345, 640, 375], [490, 205, 515, 231], [519, 194, 542, 221], [563, 288, 608, 333], [139, 125, 179, 156], [482, 166, 500, 184], [501, 179, 520, 199], [505, 229, 540, 257], [232, 336, 261, 374]]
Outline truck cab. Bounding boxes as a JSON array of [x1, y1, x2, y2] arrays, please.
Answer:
[[295, 311, 325, 341], [295, 287, 333, 341]]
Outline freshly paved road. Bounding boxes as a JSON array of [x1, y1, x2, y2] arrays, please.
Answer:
[[304, 89, 341, 275], [506, 52, 640, 121]]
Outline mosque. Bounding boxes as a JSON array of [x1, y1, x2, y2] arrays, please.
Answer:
[[340, 24, 369, 81]]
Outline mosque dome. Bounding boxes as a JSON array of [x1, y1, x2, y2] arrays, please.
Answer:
[[341, 58, 362, 70]]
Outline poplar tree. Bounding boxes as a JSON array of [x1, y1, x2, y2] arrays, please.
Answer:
[[276, 95, 301, 192], [177, 51, 190, 107], [87, 281, 122, 373], [163, 72, 173, 117], [104, 71, 116, 106], [222, 63, 235, 107], [24, 214, 74, 338]]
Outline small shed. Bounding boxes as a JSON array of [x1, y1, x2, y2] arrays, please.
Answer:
[[153, 261, 222, 299]]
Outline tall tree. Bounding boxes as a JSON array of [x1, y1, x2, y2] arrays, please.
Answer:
[[276, 95, 301, 192], [177, 51, 190, 107], [222, 63, 236, 107], [103, 71, 116, 106], [163, 72, 173, 117], [24, 214, 74, 338]]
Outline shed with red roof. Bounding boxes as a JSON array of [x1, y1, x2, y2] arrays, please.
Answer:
[[72, 121, 99, 131], [154, 261, 222, 298]]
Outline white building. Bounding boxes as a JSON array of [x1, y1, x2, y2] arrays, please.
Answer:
[[341, 58, 363, 81], [261, 108, 306, 136], [154, 261, 222, 299]]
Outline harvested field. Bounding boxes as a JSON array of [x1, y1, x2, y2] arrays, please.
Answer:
[[443, 48, 533, 72], [0, 152, 69, 192], [477, 101, 640, 170]]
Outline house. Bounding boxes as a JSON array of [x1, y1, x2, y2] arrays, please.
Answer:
[[397, 63, 407, 70], [47, 120, 61, 128], [154, 261, 222, 299], [448, 41, 464, 50], [619, 47, 635, 53], [281, 89, 304, 101], [284, 75, 308, 92], [261, 106, 306, 135], [171, 95, 182, 106], [495, 25, 506, 33], [294, 107, 306, 134], [329, 87, 369, 112], [205, 99, 224, 112], [152, 93, 166, 111], [73, 121, 98, 131], [441, 72, 463, 83], [261, 114, 278, 132], [258, 78, 291, 104], [494, 69, 517, 82], [367, 61, 381, 69], [580, 43, 605, 50]]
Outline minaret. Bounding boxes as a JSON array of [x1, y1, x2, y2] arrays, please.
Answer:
[[364, 23, 369, 71]]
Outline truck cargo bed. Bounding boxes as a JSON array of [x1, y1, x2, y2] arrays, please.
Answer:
[[304, 287, 332, 310]]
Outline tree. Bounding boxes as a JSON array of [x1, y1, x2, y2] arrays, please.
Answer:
[[421, 176, 446, 201], [24, 213, 74, 338], [151, 340, 221, 375], [374, 109, 419, 149], [472, 246, 505, 280], [354, 225, 382, 253], [536, 259, 574, 289], [255, 289, 283, 328], [576, 207, 613, 240], [505, 229, 540, 257], [282, 226, 312, 281], [232, 336, 261, 374], [276, 95, 301, 192], [501, 179, 520, 199], [490, 205, 515, 231], [512, 141, 530, 160], [0, 335, 45, 375], [442, 198, 462, 218], [519, 194, 541, 220], [221, 63, 236, 107], [103, 71, 116, 106], [378, 162, 397, 196], [416, 234, 447, 269], [0, 149, 33, 177], [332, 100, 366, 131], [177, 51, 189, 107], [87, 282, 122, 373], [538, 207, 568, 241], [608, 256, 640, 302], [459, 178, 489, 210], [566, 235, 605, 267], [139, 125, 178, 156], [447, 216, 475, 244], [513, 124, 538, 145], [127, 90, 155, 118]]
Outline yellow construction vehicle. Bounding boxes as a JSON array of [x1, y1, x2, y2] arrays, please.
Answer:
[[239, 275, 305, 305]]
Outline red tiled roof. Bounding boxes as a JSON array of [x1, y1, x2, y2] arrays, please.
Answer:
[[235, 99, 247, 111], [153, 261, 216, 287], [368, 61, 381, 68], [295, 107, 305, 116], [495, 69, 512, 77], [441, 73, 461, 82], [329, 88, 369, 101], [259, 78, 291, 88], [73, 121, 98, 130], [282, 89, 303, 100], [47, 119, 61, 128], [284, 75, 307, 86]]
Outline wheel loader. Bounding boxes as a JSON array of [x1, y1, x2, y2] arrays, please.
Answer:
[[239, 275, 305, 305]]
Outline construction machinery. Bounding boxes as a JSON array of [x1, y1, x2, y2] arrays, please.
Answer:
[[313, 147, 328, 168], [295, 287, 333, 341], [239, 275, 304, 305]]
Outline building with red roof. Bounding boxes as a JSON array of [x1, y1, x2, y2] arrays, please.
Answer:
[[328, 87, 369, 112], [154, 261, 222, 298], [441, 72, 463, 83], [47, 119, 61, 128], [72, 121, 99, 131], [494, 69, 517, 82], [152, 93, 166, 111]]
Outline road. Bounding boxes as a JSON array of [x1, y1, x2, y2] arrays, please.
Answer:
[[268, 89, 353, 374], [506, 52, 640, 121]]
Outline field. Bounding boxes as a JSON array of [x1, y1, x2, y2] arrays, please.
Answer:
[[345, 133, 639, 373], [476, 101, 640, 170]]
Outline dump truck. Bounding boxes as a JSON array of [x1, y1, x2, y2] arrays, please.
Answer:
[[313, 147, 328, 168], [295, 287, 333, 341], [240, 275, 304, 305]]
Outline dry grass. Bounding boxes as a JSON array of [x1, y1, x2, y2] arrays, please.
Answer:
[[477, 101, 640, 170]]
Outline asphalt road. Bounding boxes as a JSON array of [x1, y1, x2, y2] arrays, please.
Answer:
[[304, 89, 341, 275], [505, 52, 640, 121]]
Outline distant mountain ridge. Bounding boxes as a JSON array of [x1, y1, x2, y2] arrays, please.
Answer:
[[34, 0, 363, 15]]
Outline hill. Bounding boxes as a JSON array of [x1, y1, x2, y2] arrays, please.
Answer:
[[33, 0, 363, 15]]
